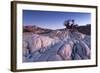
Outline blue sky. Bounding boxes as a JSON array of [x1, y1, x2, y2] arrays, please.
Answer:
[[23, 10, 91, 29]]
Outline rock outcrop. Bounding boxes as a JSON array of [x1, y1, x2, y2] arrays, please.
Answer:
[[23, 28, 91, 62]]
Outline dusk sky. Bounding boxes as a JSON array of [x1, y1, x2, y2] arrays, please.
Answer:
[[23, 10, 91, 29]]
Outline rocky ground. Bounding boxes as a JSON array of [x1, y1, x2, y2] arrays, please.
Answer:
[[23, 27, 91, 62]]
